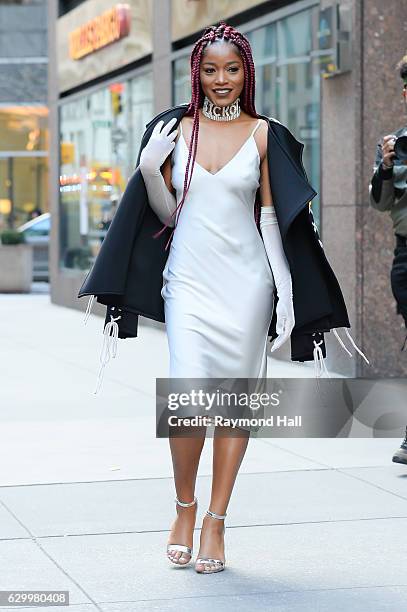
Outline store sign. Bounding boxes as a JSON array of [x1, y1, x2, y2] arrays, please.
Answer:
[[69, 3, 131, 60], [60, 142, 75, 165]]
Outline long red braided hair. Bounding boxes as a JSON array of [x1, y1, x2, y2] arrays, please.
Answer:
[[153, 20, 259, 250]]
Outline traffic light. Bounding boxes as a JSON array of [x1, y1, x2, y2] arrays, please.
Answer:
[[111, 90, 123, 116]]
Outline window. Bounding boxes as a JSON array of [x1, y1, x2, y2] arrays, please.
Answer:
[[0, 107, 48, 230], [58, 0, 85, 17], [59, 71, 153, 271], [247, 7, 320, 228]]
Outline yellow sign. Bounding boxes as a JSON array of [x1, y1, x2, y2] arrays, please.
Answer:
[[69, 3, 131, 60], [61, 142, 75, 165]]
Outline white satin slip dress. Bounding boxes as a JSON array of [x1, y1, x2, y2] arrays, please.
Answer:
[[161, 118, 275, 390]]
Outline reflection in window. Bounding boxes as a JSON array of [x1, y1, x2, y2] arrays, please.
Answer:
[[173, 57, 191, 104], [59, 71, 153, 271], [0, 107, 48, 151]]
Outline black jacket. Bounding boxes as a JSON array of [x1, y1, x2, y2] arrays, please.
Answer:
[[369, 125, 407, 238], [78, 103, 351, 364]]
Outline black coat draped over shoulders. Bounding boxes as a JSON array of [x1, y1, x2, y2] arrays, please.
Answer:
[[78, 103, 350, 362]]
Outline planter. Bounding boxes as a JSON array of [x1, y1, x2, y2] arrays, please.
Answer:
[[0, 244, 33, 292]]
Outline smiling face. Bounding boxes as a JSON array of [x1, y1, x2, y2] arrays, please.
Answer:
[[200, 39, 245, 107]]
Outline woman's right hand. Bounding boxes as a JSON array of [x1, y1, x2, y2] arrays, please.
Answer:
[[139, 117, 178, 176]]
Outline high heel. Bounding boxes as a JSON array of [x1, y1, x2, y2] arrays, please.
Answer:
[[166, 496, 197, 566], [195, 509, 226, 574]]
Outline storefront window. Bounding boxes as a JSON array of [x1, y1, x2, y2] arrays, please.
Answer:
[[0, 107, 48, 152], [172, 5, 321, 228], [271, 7, 321, 227], [0, 106, 48, 229], [59, 71, 153, 270], [173, 56, 191, 104]]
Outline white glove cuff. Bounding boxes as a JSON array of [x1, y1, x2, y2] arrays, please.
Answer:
[[259, 206, 278, 227]]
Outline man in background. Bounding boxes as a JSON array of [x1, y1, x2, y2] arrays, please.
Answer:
[[369, 54, 407, 465]]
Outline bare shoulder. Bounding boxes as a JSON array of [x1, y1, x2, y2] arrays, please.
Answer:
[[254, 118, 269, 162], [178, 116, 193, 142]]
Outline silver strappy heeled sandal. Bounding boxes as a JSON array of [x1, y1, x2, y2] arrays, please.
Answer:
[[195, 508, 226, 574], [167, 496, 197, 566]]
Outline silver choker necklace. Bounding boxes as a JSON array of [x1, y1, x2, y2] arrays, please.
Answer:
[[202, 95, 241, 121]]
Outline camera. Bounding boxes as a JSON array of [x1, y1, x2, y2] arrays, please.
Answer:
[[394, 135, 407, 161]]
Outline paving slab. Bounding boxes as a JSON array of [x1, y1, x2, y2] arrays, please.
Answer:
[[1, 468, 406, 539], [0, 539, 94, 606], [0, 503, 29, 539], [0, 422, 322, 487], [37, 518, 406, 605], [97, 586, 407, 612], [340, 465, 407, 499]]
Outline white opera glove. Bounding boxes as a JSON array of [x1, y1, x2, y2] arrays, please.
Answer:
[[139, 117, 178, 228], [260, 206, 295, 352]]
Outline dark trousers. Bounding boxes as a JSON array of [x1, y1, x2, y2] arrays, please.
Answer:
[[391, 234, 407, 329]]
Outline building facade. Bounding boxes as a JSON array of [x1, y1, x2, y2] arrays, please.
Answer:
[[0, 0, 48, 230], [48, 0, 407, 377]]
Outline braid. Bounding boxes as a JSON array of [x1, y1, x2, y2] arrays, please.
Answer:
[[152, 21, 259, 249]]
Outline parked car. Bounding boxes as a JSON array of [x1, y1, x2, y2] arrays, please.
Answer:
[[17, 212, 50, 282]]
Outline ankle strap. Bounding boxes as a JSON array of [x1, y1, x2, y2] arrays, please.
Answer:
[[175, 496, 197, 507], [206, 509, 226, 520]]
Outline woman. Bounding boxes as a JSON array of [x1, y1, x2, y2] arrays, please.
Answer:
[[78, 21, 369, 575], [138, 21, 295, 574]]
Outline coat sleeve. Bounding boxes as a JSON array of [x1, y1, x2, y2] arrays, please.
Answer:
[[266, 120, 350, 364]]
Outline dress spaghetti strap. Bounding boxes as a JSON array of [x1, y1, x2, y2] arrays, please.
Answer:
[[250, 119, 262, 137]]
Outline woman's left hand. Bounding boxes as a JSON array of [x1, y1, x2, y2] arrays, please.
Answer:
[[270, 284, 295, 352]]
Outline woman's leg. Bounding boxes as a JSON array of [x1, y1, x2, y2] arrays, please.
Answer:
[[195, 425, 250, 571], [167, 423, 207, 563]]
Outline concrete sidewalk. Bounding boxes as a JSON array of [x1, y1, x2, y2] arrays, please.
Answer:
[[0, 291, 406, 611]]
